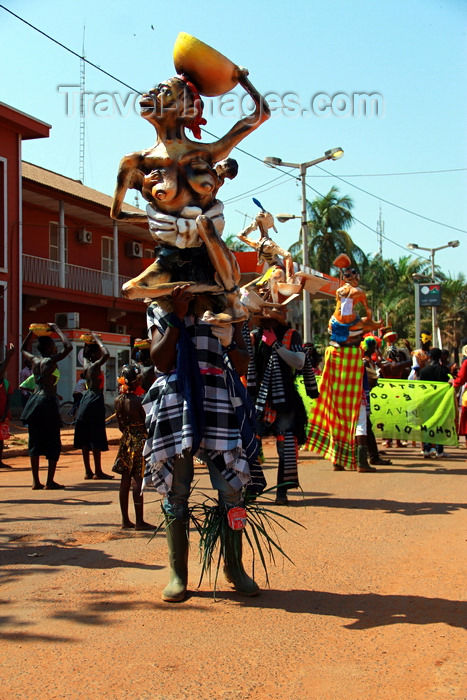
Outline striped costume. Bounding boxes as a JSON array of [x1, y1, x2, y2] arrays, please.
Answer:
[[142, 303, 253, 495], [252, 326, 319, 489]]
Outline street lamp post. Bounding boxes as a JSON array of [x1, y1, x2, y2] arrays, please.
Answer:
[[407, 240, 460, 344], [411, 274, 424, 346], [264, 148, 344, 343]]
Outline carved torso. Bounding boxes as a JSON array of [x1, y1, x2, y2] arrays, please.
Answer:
[[130, 141, 221, 216], [333, 282, 368, 324]]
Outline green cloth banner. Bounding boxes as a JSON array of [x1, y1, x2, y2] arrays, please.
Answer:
[[370, 379, 458, 446], [296, 374, 321, 436], [297, 375, 458, 447], [296, 374, 317, 411]]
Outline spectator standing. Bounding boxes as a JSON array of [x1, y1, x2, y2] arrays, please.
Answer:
[[419, 348, 451, 459], [383, 330, 399, 361], [74, 332, 113, 480], [0, 344, 15, 469], [361, 337, 391, 467], [113, 364, 153, 530], [409, 333, 432, 379], [21, 324, 72, 489]]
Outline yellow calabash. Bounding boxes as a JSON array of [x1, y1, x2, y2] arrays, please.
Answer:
[[134, 338, 150, 350], [29, 323, 52, 337], [173, 32, 238, 97]]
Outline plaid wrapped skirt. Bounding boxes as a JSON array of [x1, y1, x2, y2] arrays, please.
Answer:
[[142, 371, 250, 494], [305, 345, 363, 470]]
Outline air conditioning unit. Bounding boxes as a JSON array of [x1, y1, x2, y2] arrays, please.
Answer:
[[77, 228, 92, 244], [55, 312, 80, 329], [126, 241, 143, 258]]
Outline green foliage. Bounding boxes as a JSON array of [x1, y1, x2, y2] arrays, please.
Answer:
[[302, 186, 367, 275], [361, 257, 467, 351], [224, 233, 249, 251], [285, 186, 466, 357], [436, 273, 467, 356], [190, 486, 305, 595]]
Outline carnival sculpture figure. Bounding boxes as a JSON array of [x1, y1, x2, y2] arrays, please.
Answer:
[[328, 263, 381, 346], [237, 205, 303, 312], [111, 33, 270, 325]]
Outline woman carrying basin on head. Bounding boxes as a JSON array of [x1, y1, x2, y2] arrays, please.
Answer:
[[21, 323, 72, 490]]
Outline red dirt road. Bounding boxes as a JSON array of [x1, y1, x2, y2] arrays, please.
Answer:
[[0, 436, 466, 699]]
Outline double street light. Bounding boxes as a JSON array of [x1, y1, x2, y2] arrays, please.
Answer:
[[263, 148, 344, 343], [408, 240, 460, 344]]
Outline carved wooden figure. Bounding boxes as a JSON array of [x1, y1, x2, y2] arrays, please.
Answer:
[[238, 209, 303, 315], [328, 267, 381, 345], [110, 35, 270, 324]]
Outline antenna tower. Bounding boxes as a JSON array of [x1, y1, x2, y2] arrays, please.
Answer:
[[376, 205, 384, 256], [79, 26, 86, 183]]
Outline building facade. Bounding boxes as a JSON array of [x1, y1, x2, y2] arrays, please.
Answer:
[[0, 101, 157, 407], [1, 100, 339, 409]]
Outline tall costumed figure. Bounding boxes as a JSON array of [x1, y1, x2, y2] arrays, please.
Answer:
[[305, 256, 382, 471], [111, 34, 271, 601]]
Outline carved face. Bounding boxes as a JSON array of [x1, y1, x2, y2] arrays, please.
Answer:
[[139, 78, 196, 125], [343, 268, 360, 287]]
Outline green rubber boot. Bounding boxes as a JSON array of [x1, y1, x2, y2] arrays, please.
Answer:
[[222, 526, 260, 597], [162, 517, 189, 602], [357, 445, 376, 472]]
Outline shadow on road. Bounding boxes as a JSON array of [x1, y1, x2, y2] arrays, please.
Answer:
[[49, 590, 207, 627], [0, 541, 162, 585], [0, 497, 113, 507], [0, 589, 209, 641], [0, 629, 74, 643], [288, 496, 467, 515], [377, 467, 467, 475], [205, 589, 467, 630]]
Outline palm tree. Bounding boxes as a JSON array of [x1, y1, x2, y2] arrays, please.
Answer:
[[363, 255, 438, 342], [304, 187, 366, 275], [437, 273, 467, 359]]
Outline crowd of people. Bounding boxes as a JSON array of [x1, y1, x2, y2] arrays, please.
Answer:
[[2, 320, 465, 482], [0, 305, 465, 601]]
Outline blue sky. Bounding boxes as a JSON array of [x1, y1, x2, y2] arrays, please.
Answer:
[[1, 0, 466, 277]]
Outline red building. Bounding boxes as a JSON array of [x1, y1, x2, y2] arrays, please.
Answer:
[[0, 101, 159, 407], [0, 101, 265, 408], [0, 103, 50, 384], [21, 160, 157, 334]]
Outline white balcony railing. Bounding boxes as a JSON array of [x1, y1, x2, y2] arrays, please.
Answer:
[[23, 255, 131, 297]]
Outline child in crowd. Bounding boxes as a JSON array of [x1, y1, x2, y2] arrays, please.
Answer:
[[72, 372, 87, 411], [112, 365, 153, 530]]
